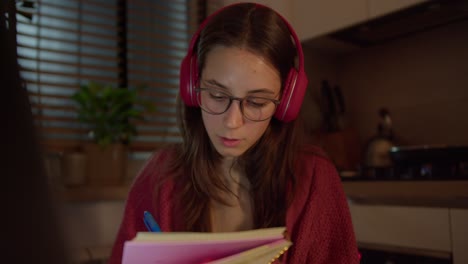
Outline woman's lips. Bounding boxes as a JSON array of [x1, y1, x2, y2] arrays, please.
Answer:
[[220, 137, 241, 147]]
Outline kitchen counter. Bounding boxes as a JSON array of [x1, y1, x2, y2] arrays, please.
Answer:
[[342, 180, 468, 208]]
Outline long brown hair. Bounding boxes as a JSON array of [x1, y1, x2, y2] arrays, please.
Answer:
[[168, 3, 306, 231]]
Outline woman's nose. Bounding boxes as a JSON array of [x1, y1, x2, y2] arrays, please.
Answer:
[[223, 100, 244, 128]]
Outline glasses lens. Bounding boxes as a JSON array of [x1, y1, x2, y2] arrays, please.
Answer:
[[197, 89, 230, 114], [196, 88, 278, 121], [243, 97, 277, 121]]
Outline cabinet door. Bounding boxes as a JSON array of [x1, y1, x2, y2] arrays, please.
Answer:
[[368, 0, 427, 19], [349, 203, 451, 252], [291, 0, 367, 41], [451, 209, 468, 264]]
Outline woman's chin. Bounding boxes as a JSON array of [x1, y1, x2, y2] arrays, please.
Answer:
[[214, 146, 246, 159]]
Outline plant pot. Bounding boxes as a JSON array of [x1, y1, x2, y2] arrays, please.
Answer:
[[84, 143, 127, 186], [61, 152, 87, 187]]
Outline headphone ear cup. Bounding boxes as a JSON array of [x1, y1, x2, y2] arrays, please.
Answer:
[[179, 54, 199, 106], [274, 68, 308, 122]]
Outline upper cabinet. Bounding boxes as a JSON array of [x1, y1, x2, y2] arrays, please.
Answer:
[[291, 0, 368, 41], [290, 0, 428, 41], [368, 0, 427, 19], [218, 0, 429, 42]]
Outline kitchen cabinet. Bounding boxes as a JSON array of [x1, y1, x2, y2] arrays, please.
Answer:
[[349, 203, 468, 264], [291, 0, 368, 40], [291, 0, 429, 40], [368, 0, 427, 19], [218, 1, 429, 41], [451, 209, 468, 264], [349, 204, 452, 253]]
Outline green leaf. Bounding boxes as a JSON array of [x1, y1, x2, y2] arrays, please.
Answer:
[[70, 81, 157, 146]]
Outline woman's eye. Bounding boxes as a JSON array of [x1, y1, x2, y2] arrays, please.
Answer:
[[209, 92, 228, 100], [246, 97, 268, 107]]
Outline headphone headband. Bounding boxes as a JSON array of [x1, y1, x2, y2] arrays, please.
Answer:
[[188, 3, 305, 75]]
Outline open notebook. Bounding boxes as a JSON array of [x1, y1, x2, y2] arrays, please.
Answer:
[[122, 227, 292, 264]]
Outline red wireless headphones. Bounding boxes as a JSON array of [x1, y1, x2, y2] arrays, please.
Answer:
[[179, 3, 308, 122]]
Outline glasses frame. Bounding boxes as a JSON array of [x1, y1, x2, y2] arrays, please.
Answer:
[[195, 87, 281, 122]]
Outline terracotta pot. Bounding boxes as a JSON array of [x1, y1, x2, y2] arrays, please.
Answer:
[[61, 152, 87, 186], [84, 143, 127, 186]]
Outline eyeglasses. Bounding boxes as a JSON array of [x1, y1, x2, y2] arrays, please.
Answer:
[[195, 88, 280, 122]]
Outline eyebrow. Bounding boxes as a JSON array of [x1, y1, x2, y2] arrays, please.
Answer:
[[202, 79, 277, 95]]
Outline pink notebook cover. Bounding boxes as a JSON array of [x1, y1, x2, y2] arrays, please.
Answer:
[[122, 236, 284, 264]]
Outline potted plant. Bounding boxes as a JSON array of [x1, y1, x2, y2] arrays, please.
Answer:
[[71, 81, 154, 186]]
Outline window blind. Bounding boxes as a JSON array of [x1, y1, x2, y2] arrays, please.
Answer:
[[126, 0, 190, 150], [15, 0, 211, 152], [16, 0, 119, 152]]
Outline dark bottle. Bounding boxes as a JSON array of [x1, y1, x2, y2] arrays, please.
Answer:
[[364, 108, 395, 168]]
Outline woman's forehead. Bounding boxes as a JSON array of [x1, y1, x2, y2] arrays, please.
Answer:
[[201, 46, 281, 95]]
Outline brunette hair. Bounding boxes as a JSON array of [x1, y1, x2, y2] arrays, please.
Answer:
[[169, 3, 305, 231]]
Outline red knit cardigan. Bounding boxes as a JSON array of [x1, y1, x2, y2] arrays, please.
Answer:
[[108, 146, 359, 263]]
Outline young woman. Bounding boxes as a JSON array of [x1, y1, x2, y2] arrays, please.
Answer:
[[109, 3, 358, 263]]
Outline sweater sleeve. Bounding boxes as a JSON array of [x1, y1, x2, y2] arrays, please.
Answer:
[[286, 153, 359, 263]]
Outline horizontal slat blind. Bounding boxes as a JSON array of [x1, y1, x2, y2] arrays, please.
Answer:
[[127, 0, 192, 150], [16, 0, 207, 152], [16, 0, 119, 151]]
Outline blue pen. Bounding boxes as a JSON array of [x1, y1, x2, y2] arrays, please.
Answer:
[[143, 211, 162, 232]]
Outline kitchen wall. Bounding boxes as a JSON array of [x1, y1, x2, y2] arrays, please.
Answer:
[[302, 19, 468, 151], [55, 156, 147, 263], [61, 202, 124, 250]]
